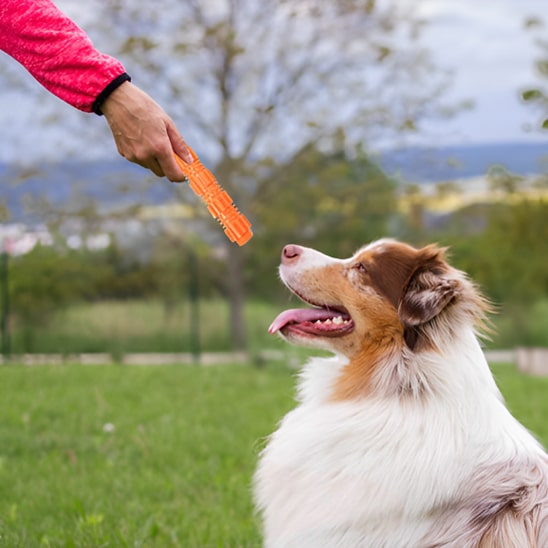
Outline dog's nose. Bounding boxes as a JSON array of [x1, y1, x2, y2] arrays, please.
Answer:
[[282, 244, 302, 264]]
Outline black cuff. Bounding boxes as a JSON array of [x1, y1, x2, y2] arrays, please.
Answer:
[[92, 73, 132, 115]]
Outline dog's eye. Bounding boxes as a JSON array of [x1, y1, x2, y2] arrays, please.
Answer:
[[354, 262, 368, 274]]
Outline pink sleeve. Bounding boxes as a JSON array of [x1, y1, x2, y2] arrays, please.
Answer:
[[0, 0, 128, 113]]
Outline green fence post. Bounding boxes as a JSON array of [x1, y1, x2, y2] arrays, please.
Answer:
[[188, 250, 200, 364], [1, 250, 10, 359]]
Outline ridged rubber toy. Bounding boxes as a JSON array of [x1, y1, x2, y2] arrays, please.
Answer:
[[174, 148, 252, 246]]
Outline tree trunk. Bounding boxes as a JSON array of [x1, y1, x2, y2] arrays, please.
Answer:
[[226, 242, 247, 350]]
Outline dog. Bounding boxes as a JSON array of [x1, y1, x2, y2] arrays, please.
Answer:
[[254, 239, 548, 547]]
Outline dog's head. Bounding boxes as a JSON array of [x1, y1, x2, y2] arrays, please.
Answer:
[[269, 239, 488, 359]]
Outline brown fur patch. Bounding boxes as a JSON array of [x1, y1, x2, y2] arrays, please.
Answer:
[[278, 239, 492, 401], [358, 242, 437, 309], [284, 242, 459, 400], [351, 242, 453, 352], [330, 336, 402, 401], [329, 309, 403, 401]]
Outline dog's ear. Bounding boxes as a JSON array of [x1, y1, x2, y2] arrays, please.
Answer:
[[398, 267, 459, 327]]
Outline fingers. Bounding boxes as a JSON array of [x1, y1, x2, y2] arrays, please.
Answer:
[[155, 146, 185, 182], [101, 82, 193, 182], [156, 121, 192, 183], [110, 118, 189, 182], [148, 158, 164, 178], [168, 122, 193, 165]]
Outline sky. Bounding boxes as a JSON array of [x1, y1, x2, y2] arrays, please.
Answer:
[[412, 0, 547, 146], [0, 0, 546, 164]]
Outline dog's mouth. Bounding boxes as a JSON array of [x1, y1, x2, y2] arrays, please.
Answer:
[[269, 286, 354, 338]]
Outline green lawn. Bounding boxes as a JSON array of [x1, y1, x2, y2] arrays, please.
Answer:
[[0, 363, 295, 547], [0, 362, 546, 547], [9, 299, 279, 355]]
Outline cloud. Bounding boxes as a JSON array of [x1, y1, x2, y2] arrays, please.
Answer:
[[407, 0, 546, 143]]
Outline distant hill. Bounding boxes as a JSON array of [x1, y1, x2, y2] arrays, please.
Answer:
[[0, 159, 178, 222], [379, 141, 547, 183], [1, 141, 546, 221]]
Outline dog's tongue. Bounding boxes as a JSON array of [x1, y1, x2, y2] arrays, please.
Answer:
[[268, 308, 341, 334]]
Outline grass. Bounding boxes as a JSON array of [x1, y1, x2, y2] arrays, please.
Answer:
[[0, 362, 546, 547], [9, 299, 278, 355], [491, 362, 548, 442], [0, 362, 295, 547]]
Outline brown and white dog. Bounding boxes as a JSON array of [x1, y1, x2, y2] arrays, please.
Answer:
[[254, 239, 548, 547]]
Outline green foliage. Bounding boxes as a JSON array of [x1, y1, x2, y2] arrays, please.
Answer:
[[3, 0, 459, 351], [521, 88, 544, 102], [491, 363, 548, 442], [491, 299, 548, 348], [522, 17, 548, 129], [487, 165, 525, 194], [9, 246, 95, 323], [3, 144, 548, 352], [8, 241, 223, 310], [450, 198, 548, 304], [3, 240, 229, 352], [5, 192, 548, 351], [429, 195, 548, 348], [248, 143, 397, 297]]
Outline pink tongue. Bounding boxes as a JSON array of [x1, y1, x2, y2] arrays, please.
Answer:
[[268, 308, 342, 334]]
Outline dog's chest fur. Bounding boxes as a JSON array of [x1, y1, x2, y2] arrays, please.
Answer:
[[254, 347, 544, 548]]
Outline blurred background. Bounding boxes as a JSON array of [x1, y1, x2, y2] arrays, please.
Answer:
[[1, 0, 547, 361], [1, 2, 548, 544]]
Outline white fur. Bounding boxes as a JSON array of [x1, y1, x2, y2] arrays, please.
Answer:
[[284, 246, 343, 273], [256, 333, 545, 546]]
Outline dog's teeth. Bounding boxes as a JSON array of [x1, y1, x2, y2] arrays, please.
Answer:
[[314, 316, 350, 326]]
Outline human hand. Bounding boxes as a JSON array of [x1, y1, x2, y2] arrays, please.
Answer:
[[100, 81, 193, 181]]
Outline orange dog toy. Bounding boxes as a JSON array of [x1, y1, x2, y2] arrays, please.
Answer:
[[174, 148, 252, 246]]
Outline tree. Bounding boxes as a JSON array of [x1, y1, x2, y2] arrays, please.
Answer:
[[9, 246, 99, 351], [401, 183, 425, 242], [450, 197, 548, 305], [486, 165, 524, 195], [434, 181, 462, 202], [521, 17, 548, 130], [247, 137, 398, 298], [117, 0, 457, 348], [4, 0, 458, 349]]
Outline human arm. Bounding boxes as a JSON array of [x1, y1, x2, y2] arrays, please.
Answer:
[[0, 0, 191, 179], [0, 0, 127, 112]]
